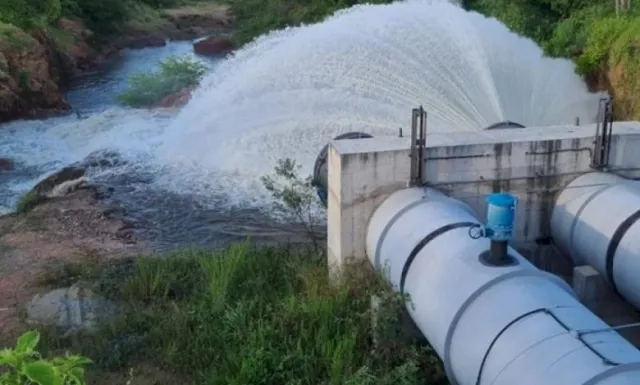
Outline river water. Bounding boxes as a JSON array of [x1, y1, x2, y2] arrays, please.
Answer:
[[0, 42, 310, 251], [0, 0, 604, 252]]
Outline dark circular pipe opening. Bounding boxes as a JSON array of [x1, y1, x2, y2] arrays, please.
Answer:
[[483, 121, 526, 130], [312, 132, 373, 207]]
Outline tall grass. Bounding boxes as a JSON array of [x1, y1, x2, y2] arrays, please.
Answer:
[[38, 242, 447, 384]]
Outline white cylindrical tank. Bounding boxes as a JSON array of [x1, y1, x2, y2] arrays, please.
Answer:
[[366, 187, 640, 385], [551, 172, 640, 309]]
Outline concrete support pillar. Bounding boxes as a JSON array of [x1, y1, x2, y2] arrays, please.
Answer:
[[326, 137, 411, 280], [573, 265, 640, 346]]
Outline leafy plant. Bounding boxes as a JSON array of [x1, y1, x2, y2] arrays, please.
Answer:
[[261, 158, 325, 253], [0, 330, 92, 385], [118, 55, 208, 108]]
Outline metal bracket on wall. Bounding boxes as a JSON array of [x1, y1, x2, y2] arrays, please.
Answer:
[[410, 106, 427, 187], [591, 96, 614, 170]]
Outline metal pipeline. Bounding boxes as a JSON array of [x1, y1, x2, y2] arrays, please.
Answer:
[[312, 132, 372, 206], [366, 187, 640, 385], [551, 172, 640, 309]]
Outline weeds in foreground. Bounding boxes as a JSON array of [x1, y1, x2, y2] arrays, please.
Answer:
[[0, 330, 92, 385], [37, 242, 447, 384]]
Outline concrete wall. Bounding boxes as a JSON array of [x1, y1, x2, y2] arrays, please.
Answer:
[[327, 122, 640, 278]]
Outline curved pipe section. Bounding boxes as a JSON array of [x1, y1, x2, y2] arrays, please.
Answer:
[[312, 132, 373, 206], [483, 120, 525, 130], [551, 172, 640, 308], [366, 187, 640, 385]]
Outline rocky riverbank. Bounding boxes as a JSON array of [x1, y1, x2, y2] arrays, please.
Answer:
[[0, 3, 233, 123], [0, 154, 148, 348]]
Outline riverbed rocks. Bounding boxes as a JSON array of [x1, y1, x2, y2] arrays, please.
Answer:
[[193, 35, 235, 56], [0, 158, 14, 171], [154, 85, 196, 108], [26, 284, 116, 333], [0, 24, 71, 123]]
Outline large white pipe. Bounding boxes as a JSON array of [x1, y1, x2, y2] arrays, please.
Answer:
[[551, 172, 640, 309], [366, 187, 640, 385]]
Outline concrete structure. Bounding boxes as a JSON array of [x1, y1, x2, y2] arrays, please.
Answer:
[[327, 121, 640, 278], [366, 187, 640, 385]]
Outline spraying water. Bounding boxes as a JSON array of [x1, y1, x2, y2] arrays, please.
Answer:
[[0, 0, 604, 247], [158, 0, 602, 203]]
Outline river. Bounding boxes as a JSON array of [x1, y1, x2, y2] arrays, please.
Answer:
[[0, 41, 312, 252]]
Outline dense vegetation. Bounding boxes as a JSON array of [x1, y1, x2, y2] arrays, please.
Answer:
[[0, 0, 188, 36], [118, 56, 208, 107], [226, 0, 640, 118], [35, 243, 446, 384], [464, 0, 640, 118]]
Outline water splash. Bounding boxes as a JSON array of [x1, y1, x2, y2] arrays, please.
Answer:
[[0, 0, 604, 234], [158, 0, 602, 201]]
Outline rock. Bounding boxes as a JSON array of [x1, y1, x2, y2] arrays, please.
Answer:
[[124, 34, 167, 49], [163, 4, 233, 33], [193, 35, 234, 56], [81, 150, 127, 169], [0, 24, 71, 122], [0, 158, 14, 171], [153, 85, 195, 108], [26, 285, 115, 333], [57, 17, 94, 40], [33, 166, 86, 198]]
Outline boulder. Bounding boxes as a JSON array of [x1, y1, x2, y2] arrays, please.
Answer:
[[0, 158, 14, 171], [193, 35, 234, 57], [125, 34, 167, 49], [33, 166, 86, 197], [153, 85, 195, 108], [26, 285, 115, 333]]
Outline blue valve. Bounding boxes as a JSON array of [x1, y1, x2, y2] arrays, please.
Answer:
[[469, 193, 517, 241]]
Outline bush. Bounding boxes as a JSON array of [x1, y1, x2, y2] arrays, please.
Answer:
[[574, 16, 633, 75], [38, 243, 447, 384], [544, 4, 612, 58], [60, 0, 131, 35], [118, 55, 208, 108], [0, 0, 61, 29], [261, 158, 325, 253], [0, 330, 92, 385]]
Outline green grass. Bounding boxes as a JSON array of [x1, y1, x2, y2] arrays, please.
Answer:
[[35, 242, 447, 384], [118, 55, 208, 108], [15, 190, 42, 213]]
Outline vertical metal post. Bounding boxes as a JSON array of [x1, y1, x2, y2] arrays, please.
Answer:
[[591, 96, 614, 170], [409, 106, 427, 186]]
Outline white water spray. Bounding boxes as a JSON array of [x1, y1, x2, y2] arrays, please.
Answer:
[[158, 0, 602, 202], [1, 0, 604, 214]]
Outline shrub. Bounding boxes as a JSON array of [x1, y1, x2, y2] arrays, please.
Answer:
[[62, 0, 131, 35], [0, 0, 61, 29], [118, 56, 208, 108], [0, 330, 92, 385], [574, 16, 632, 75], [261, 158, 325, 253]]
